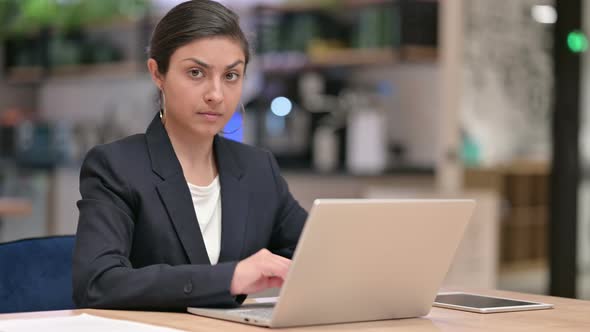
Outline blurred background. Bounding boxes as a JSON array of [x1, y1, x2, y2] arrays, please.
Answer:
[[0, 0, 588, 300]]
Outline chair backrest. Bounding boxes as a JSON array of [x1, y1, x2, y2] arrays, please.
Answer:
[[0, 235, 76, 313]]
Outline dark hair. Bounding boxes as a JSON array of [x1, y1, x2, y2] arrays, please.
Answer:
[[148, 0, 250, 75]]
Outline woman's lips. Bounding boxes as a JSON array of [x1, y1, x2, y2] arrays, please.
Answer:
[[197, 112, 222, 121]]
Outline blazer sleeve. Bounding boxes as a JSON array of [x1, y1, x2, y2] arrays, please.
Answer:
[[265, 151, 308, 259], [72, 146, 241, 310]]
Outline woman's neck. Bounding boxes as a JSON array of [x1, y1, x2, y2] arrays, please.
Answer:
[[164, 119, 217, 186]]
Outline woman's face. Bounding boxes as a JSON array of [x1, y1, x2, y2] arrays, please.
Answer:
[[151, 36, 245, 138]]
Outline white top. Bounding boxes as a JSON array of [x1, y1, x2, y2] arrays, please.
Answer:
[[187, 176, 222, 265]]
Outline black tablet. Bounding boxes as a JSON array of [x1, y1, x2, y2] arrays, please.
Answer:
[[433, 292, 554, 313]]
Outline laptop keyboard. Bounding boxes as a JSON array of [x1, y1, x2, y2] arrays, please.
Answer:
[[230, 307, 274, 321]]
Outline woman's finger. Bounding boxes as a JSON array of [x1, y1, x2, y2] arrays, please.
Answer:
[[263, 261, 289, 279]]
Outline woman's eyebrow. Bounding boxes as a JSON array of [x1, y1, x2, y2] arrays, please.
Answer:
[[225, 60, 244, 69], [181, 58, 244, 70], [182, 58, 210, 68]]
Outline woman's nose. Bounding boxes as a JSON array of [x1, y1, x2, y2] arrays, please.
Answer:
[[203, 80, 223, 105]]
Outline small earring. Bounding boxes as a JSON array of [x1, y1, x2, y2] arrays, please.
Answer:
[[160, 92, 167, 124], [220, 103, 246, 135]]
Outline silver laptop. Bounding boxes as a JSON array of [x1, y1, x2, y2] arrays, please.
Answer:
[[188, 198, 475, 328]]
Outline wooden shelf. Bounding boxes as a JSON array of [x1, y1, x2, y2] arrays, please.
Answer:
[[309, 47, 398, 66], [499, 258, 547, 273], [400, 45, 438, 62], [465, 160, 549, 176], [5, 61, 144, 83], [5, 66, 45, 84], [255, 3, 333, 14], [261, 46, 436, 73], [49, 61, 143, 79], [344, 0, 399, 7], [0, 198, 33, 217], [256, 0, 397, 13]]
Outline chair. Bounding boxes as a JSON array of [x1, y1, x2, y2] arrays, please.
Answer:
[[0, 235, 76, 313]]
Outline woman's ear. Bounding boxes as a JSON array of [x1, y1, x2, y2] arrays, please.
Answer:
[[147, 58, 164, 90]]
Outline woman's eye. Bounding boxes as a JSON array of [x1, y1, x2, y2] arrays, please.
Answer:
[[188, 69, 203, 78], [226, 72, 240, 81]]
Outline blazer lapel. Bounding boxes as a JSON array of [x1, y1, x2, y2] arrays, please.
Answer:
[[156, 174, 211, 264], [146, 114, 210, 265], [214, 136, 249, 262]]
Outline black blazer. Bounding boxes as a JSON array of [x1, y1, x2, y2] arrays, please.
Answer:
[[72, 114, 308, 310]]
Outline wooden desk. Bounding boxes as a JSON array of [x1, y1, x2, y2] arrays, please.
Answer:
[[0, 289, 588, 331]]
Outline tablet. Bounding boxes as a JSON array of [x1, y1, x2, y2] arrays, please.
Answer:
[[433, 292, 554, 313]]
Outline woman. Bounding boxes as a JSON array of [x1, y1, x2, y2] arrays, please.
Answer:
[[72, 0, 307, 310]]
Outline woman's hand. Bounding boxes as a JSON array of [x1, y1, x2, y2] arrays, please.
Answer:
[[230, 249, 291, 295]]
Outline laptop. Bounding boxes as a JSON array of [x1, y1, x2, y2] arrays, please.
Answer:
[[188, 198, 476, 328]]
